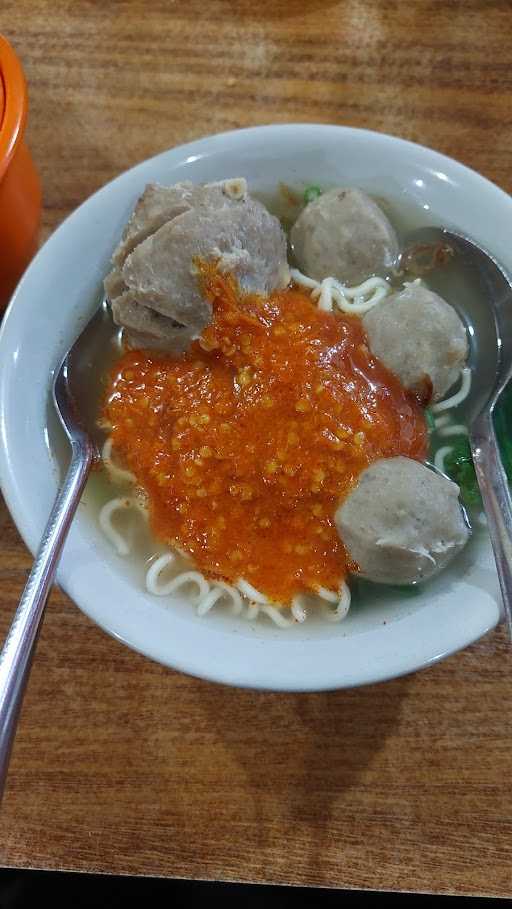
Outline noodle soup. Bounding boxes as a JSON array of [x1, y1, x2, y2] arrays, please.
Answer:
[[86, 181, 483, 630]]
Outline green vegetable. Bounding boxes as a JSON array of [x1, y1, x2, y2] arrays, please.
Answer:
[[424, 408, 436, 433], [437, 385, 512, 511], [350, 577, 420, 603], [495, 384, 512, 485], [443, 437, 481, 508], [303, 184, 322, 205]]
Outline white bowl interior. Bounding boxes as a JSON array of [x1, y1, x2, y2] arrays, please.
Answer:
[[0, 125, 503, 689]]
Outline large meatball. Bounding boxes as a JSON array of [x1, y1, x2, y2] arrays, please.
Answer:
[[105, 179, 290, 349], [290, 187, 399, 285], [111, 178, 248, 267], [335, 456, 469, 585], [363, 282, 468, 403]]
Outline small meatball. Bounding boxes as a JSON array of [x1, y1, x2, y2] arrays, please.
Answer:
[[335, 456, 469, 585], [363, 283, 468, 402], [105, 179, 289, 347], [290, 188, 399, 284]]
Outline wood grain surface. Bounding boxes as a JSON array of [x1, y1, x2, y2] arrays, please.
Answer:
[[1, 0, 512, 895]]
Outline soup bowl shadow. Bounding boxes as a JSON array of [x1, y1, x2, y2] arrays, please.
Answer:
[[192, 674, 410, 864]]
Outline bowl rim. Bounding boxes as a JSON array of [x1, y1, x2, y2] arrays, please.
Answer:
[[0, 34, 27, 181], [0, 123, 503, 690]]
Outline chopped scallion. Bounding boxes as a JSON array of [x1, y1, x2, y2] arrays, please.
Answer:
[[303, 185, 322, 205]]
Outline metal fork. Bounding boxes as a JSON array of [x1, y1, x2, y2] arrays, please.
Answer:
[[0, 301, 112, 798]]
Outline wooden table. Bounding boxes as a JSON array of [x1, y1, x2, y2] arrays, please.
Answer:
[[1, 0, 512, 896]]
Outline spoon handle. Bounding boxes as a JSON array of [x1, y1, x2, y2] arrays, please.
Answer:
[[0, 440, 92, 798], [471, 409, 512, 635]]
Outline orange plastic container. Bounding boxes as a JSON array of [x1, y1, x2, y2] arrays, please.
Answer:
[[0, 35, 41, 310]]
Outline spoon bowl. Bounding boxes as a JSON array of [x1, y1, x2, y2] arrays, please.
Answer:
[[54, 298, 115, 450], [403, 226, 512, 419], [403, 226, 512, 632]]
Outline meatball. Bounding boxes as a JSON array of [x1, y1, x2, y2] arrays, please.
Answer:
[[112, 178, 250, 268], [105, 179, 290, 348], [108, 296, 197, 354], [335, 456, 469, 585], [363, 283, 468, 403], [112, 182, 199, 268], [290, 187, 399, 285]]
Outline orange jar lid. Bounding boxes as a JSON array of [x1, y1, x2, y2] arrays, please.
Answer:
[[0, 34, 27, 183]]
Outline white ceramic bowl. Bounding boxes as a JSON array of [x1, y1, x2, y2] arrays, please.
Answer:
[[0, 125, 504, 690]]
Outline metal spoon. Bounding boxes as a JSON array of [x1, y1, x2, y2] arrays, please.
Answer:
[[0, 299, 113, 797], [402, 226, 512, 634]]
